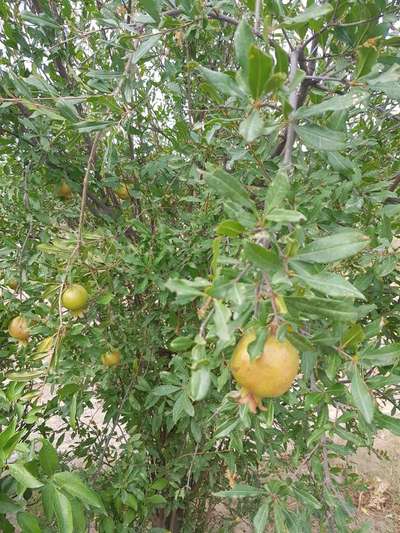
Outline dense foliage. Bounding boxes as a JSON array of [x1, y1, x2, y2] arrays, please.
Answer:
[[1, 0, 400, 531]]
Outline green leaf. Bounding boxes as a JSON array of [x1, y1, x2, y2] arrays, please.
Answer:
[[234, 19, 254, 74], [287, 296, 360, 321], [253, 501, 270, 533], [292, 486, 322, 509], [306, 425, 327, 448], [71, 500, 86, 533], [356, 47, 378, 78], [55, 100, 80, 122], [73, 121, 114, 133], [273, 500, 287, 533], [341, 324, 365, 349], [131, 34, 160, 64], [295, 125, 346, 151], [214, 300, 231, 342], [248, 45, 273, 99], [216, 220, 245, 237], [152, 385, 181, 396], [265, 72, 287, 92], [265, 170, 289, 214], [52, 486, 73, 533], [190, 368, 211, 401], [172, 391, 194, 424], [150, 478, 168, 491], [351, 367, 374, 423], [294, 231, 369, 263], [291, 262, 365, 299], [198, 66, 245, 98], [6, 369, 46, 382], [286, 331, 315, 352], [53, 472, 104, 510], [165, 278, 209, 302], [9, 463, 44, 489], [213, 484, 264, 498], [375, 412, 400, 436], [283, 3, 333, 25], [243, 242, 280, 274], [21, 11, 60, 29], [97, 292, 114, 305], [274, 44, 289, 74], [17, 512, 41, 533], [205, 167, 254, 209], [140, 0, 160, 23], [361, 344, 400, 367], [42, 483, 55, 521], [145, 494, 167, 505], [39, 439, 59, 477], [294, 91, 368, 119], [214, 419, 239, 440], [327, 152, 354, 172], [239, 110, 264, 143], [170, 336, 194, 352], [266, 208, 305, 224], [248, 328, 268, 360], [0, 494, 22, 514]]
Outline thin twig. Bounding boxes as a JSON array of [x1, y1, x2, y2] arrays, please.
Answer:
[[282, 28, 294, 52], [302, 14, 387, 49], [186, 442, 200, 489], [92, 375, 136, 479]]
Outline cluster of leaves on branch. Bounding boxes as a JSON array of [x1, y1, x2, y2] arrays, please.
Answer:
[[1, 0, 400, 532]]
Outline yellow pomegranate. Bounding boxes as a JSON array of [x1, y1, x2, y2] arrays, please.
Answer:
[[231, 331, 300, 411], [58, 181, 72, 199], [101, 350, 121, 368], [62, 284, 88, 312], [8, 316, 30, 343], [115, 183, 129, 200]]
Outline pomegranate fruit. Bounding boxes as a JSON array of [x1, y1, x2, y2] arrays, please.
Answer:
[[231, 330, 300, 412], [8, 316, 30, 342], [101, 350, 121, 367], [115, 183, 129, 200], [58, 181, 72, 199], [62, 284, 88, 312], [7, 278, 18, 290]]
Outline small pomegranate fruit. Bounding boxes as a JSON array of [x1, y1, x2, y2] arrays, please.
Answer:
[[115, 183, 129, 200], [7, 278, 18, 290], [231, 330, 300, 412], [58, 181, 72, 199], [101, 350, 121, 367], [8, 316, 30, 343]]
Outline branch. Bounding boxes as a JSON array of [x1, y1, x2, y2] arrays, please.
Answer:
[[165, 7, 270, 41], [77, 131, 102, 249], [282, 47, 300, 167], [304, 74, 354, 85], [389, 173, 400, 192], [254, 0, 262, 34]]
